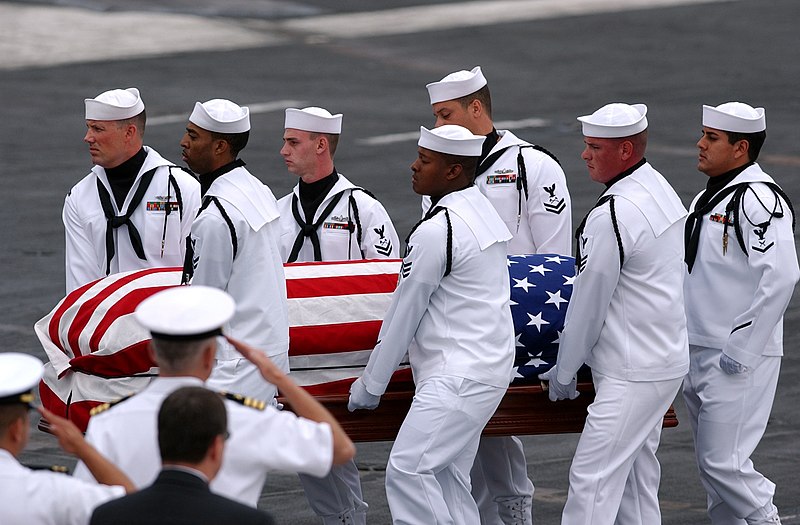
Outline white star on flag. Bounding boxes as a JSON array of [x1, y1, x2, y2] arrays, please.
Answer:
[[523, 357, 547, 368], [526, 312, 550, 331], [545, 290, 568, 309], [553, 329, 563, 344], [507, 258, 519, 266], [513, 277, 535, 292], [545, 255, 568, 264], [514, 333, 525, 348], [510, 298, 518, 307], [528, 264, 551, 276], [563, 274, 575, 286]]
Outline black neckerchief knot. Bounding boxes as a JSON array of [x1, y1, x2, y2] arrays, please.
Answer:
[[96, 166, 158, 274], [287, 174, 344, 263]]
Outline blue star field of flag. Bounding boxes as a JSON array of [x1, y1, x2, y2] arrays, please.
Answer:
[[507, 254, 575, 385]]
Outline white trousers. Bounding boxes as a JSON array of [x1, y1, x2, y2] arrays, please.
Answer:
[[562, 371, 682, 525], [298, 459, 368, 524], [207, 352, 289, 403], [682, 345, 780, 524], [471, 436, 534, 524], [386, 375, 507, 525]]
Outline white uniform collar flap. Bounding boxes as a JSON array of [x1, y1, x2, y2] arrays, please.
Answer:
[[206, 168, 279, 230], [91, 146, 170, 182], [727, 163, 770, 186], [438, 186, 512, 249], [608, 163, 687, 236], [292, 174, 358, 219]]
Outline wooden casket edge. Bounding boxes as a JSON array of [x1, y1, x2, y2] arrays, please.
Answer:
[[282, 381, 679, 442]]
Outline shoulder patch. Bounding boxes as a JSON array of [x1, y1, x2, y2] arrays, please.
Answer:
[[219, 391, 267, 411], [89, 394, 134, 416]]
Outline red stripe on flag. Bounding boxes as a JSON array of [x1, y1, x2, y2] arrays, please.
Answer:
[[48, 279, 97, 356], [39, 380, 105, 432], [66, 268, 177, 357], [287, 273, 398, 299], [38, 380, 68, 419], [89, 285, 176, 353], [289, 320, 384, 356], [70, 340, 155, 377]]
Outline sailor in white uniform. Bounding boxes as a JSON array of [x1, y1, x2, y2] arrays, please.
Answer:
[[278, 107, 399, 263], [278, 106, 399, 524], [64, 87, 200, 293], [540, 103, 689, 524], [0, 353, 132, 525], [425, 65, 572, 524], [74, 286, 356, 507], [682, 102, 798, 525], [180, 99, 288, 401], [349, 125, 515, 524]]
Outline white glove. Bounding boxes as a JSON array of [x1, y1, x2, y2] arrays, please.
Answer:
[[347, 378, 381, 412], [719, 352, 748, 375], [538, 367, 579, 402]]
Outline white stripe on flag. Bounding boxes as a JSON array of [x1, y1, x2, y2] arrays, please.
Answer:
[[288, 293, 394, 327], [285, 259, 401, 280]]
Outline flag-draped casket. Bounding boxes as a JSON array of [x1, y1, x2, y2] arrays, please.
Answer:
[[37, 255, 673, 438]]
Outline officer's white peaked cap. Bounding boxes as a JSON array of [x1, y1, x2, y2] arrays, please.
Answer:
[[702, 102, 766, 133], [0, 353, 43, 407], [418, 125, 485, 156], [578, 103, 649, 138], [135, 286, 236, 341], [190, 99, 251, 134], [284, 107, 342, 134], [426, 66, 488, 105], [85, 87, 145, 121]]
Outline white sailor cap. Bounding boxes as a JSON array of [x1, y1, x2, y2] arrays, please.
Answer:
[[85, 87, 145, 121], [0, 353, 43, 407], [189, 99, 251, 134], [418, 125, 485, 156], [426, 66, 488, 105], [702, 102, 766, 133], [578, 103, 648, 138], [135, 286, 236, 341], [284, 107, 343, 134]]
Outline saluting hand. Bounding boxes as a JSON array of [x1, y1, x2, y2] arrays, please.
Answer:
[[38, 406, 87, 456]]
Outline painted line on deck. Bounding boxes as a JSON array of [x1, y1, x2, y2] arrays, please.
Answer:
[[1, 0, 737, 70], [279, 0, 737, 39]]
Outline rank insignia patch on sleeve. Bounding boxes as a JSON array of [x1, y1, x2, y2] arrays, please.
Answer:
[[751, 225, 775, 253], [374, 225, 393, 257], [542, 184, 566, 214]]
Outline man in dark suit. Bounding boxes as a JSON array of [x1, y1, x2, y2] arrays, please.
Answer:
[[90, 386, 274, 525]]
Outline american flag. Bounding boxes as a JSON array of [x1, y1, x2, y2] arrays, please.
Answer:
[[36, 267, 181, 431], [284, 259, 411, 395], [35, 261, 405, 430], [36, 255, 573, 430], [507, 254, 575, 384]]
